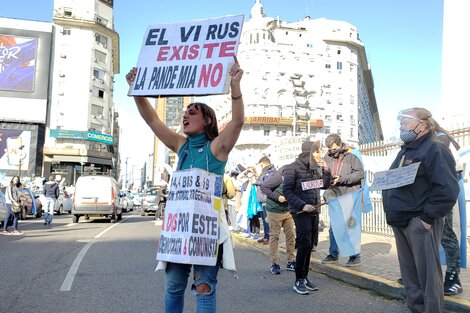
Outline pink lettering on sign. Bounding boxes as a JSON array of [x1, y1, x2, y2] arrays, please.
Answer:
[[301, 179, 323, 191]]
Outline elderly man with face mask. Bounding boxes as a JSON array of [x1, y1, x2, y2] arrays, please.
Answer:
[[382, 108, 459, 313]]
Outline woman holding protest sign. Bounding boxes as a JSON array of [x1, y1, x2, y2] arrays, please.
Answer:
[[126, 56, 243, 313]]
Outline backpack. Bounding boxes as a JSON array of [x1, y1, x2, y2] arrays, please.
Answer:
[[255, 166, 276, 203]]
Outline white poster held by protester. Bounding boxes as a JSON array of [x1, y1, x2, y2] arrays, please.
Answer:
[[156, 168, 223, 266], [129, 15, 244, 97], [369, 162, 421, 191]]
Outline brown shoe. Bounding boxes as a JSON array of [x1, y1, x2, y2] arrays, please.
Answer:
[[257, 238, 265, 243]]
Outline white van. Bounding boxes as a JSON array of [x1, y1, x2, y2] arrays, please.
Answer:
[[72, 175, 122, 223]]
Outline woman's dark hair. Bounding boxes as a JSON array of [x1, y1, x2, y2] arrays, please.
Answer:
[[187, 102, 219, 140], [10, 176, 21, 188]]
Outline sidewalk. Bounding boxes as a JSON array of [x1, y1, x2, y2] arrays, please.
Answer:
[[233, 228, 470, 313]]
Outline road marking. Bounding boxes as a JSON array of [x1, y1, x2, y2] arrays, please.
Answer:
[[60, 215, 134, 291], [93, 215, 133, 239], [60, 241, 94, 291]]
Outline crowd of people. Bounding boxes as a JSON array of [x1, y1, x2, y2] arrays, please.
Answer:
[[220, 108, 465, 312]]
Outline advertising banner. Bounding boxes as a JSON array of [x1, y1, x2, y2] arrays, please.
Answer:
[[156, 168, 223, 265], [129, 15, 244, 97], [0, 35, 38, 93], [0, 129, 31, 170]]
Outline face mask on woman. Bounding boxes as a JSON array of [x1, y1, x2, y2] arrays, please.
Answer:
[[400, 123, 421, 143]]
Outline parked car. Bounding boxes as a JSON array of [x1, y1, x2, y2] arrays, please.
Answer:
[[55, 190, 73, 214], [72, 175, 122, 223], [0, 188, 8, 227], [1, 187, 43, 220], [141, 186, 166, 217], [119, 191, 134, 212], [133, 192, 143, 209]]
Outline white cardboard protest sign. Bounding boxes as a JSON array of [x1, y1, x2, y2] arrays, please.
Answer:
[[129, 15, 244, 97], [156, 168, 224, 265], [369, 162, 421, 191]]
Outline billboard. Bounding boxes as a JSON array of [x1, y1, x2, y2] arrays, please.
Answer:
[[0, 35, 38, 93], [0, 19, 52, 124]]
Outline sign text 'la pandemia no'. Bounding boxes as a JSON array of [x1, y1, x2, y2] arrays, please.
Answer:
[[129, 15, 244, 97]]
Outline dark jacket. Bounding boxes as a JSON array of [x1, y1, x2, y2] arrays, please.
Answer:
[[323, 145, 364, 196], [283, 156, 331, 214], [260, 165, 289, 214], [382, 132, 459, 227], [43, 181, 59, 199]]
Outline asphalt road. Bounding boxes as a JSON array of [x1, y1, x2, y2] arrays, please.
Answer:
[[0, 212, 409, 313]]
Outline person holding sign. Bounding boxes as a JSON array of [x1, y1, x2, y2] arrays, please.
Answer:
[[382, 108, 459, 313], [283, 140, 331, 295], [126, 56, 243, 313]]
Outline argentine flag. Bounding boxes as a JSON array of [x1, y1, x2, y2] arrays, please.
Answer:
[[349, 149, 373, 213], [328, 188, 363, 256], [440, 174, 467, 268]]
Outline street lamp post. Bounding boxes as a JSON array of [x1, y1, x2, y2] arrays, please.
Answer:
[[17, 145, 26, 179]]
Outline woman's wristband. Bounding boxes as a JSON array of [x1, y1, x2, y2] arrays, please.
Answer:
[[231, 94, 242, 100]]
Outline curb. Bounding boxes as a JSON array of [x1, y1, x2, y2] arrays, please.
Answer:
[[232, 233, 470, 313]]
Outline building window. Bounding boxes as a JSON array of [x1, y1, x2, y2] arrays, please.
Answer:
[[337, 62, 342, 70], [90, 122, 101, 131], [62, 28, 71, 35], [325, 64, 331, 69], [350, 95, 355, 104], [92, 86, 105, 99], [93, 68, 105, 80], [336, 114, 343, 121], [95, 15, 108, 26], [95, 33, 108, 47], [264, 129, 270, 136], [325, 126, 330, 134], [91, 104, 104, 116], [337, 49, 341, 54], [94, 50, 106, 63]]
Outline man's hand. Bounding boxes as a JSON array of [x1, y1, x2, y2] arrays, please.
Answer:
[[278, 195, 286, 203], [331, 175, 340, 185], [302, 204, 316, 213]]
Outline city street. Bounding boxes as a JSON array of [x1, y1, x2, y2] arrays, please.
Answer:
[[0, 212, 408, 313]]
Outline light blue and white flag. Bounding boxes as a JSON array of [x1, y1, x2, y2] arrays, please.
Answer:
[[440, 174, 467, 268], [328, 188, 363, 256], [350, 149, 373, 213]]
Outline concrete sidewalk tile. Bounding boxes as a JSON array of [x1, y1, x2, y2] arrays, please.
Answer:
[[232, 229, 470, 313]]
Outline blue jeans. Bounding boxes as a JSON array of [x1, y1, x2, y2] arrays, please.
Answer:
[[165, 257, 221, 313], [3, 204, 19, 231], [259, 204, 269, 239], [329, 227, 360, 259], [44, 197, 55, 224]]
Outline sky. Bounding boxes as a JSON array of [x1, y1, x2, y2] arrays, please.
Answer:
[[1, 0, 444, 168]]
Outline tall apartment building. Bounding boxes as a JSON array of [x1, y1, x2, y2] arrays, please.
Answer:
[[44, 0, 120, 183], [0, 0, 120, 185], [208, 0, 382, 167], [147, 96, 192, 187]]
